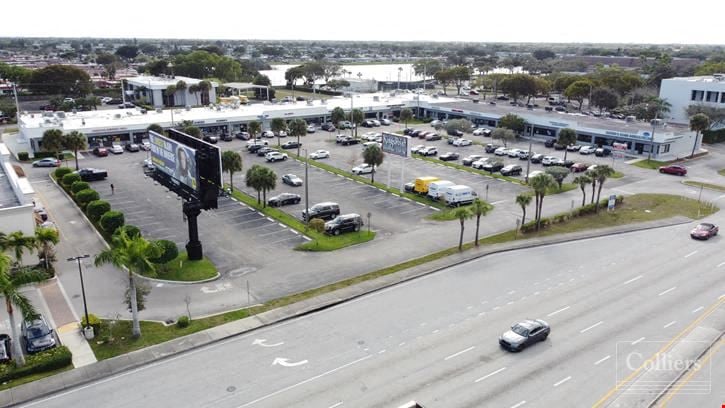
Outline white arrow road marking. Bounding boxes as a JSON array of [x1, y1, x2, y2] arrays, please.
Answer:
[[252, 338, 284, 347], [272, 358, 309, 367]]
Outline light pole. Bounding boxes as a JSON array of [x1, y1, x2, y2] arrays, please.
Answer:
[[398, 67, 402, 90], [67, 255, 93, 339], [525, 124, 533, 183], [304, 149, 310, 226]]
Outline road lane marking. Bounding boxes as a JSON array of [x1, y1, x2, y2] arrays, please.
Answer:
[[663, 321, 677, 329], [631, 337, 645, 345], [684, 250, 698, 258], [717, 261, 725, 267], [692, 306, 704, 313], [594, 355, 611, 365], [658, 287, 677, 296], [547, 306, 571, 317], [623, 275, 643, 285], [474, 367, 507, 383], [327, 402, 343, 408], [445, 346, 476, 361], [507, 290, 516, 295], [378, 350, 386, 354], [553, 376, 572, 387], [432, 329, 440, 334], [580, 321, 604, 333], [509, 401, 526, 408]]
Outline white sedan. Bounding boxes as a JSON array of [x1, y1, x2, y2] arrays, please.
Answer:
[[452, 138, 472, 147], [494, 147, 509, 156], [473, 128, 491, 136], [352, 163, 375, 175], [310, 150, 330, 159], [411, 145, 426, 154], [306, 125, 317, 133], [471, 158, 491, 169]]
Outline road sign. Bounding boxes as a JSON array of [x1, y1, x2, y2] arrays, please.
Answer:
[[382, 132, 409, 157], [608, 194, 617, 210]]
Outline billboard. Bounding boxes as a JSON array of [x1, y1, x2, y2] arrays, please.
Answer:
[[149, 132, 199, 191], [382, 132, 409, 157]]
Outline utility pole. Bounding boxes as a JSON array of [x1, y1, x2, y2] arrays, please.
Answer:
[[525, 124, 533, 183], [304, 149, 309, 226], [12, 83, 20, 123]]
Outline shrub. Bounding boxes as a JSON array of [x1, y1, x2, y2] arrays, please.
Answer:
[[34, 151, 61, 159], [71, 181, 90, 194], [61, 173, 81, 188], [54, 167, 72, 179], [176, 316, 190, 328], [100, 210, 125, 234], [0, 346, 72, 383], [75, 189, 100, 209], [86, 200, 111, 222], [308, 218, 325, 234], [17, 152, 29, 161], [114, 224, 141, 239], [80, 313, 101, 335], [150, 240, 179, 264]]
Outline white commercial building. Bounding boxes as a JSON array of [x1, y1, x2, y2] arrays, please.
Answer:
[[659, 74, 725, 124], [124, 75, 218, 109], [0, 143, 36, 265]]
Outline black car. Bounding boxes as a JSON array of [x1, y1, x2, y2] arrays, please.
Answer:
[[439, 152, 460, 161], [530, 153, 544, 163], [404, 182, 415, 193], [247, 144, 266, 153], [595, 148, 611, 157], [410, 129, 423, 137], [321, 123, 336, 131], [462, 155, 484, 166], [281, 141, 301, 149], [544, 139, 556, 148], [203, 135, 219, 144], [325, 213, 363, 235], [268, 193, 301, 207], [499, 319, 550, 352], [341, 137, 359, 146], [21, 315, 56, 354], [485, 144, 501, 154], [0, 334, 10, 363], [447, 129, 464, 137], [483, 162, 504, 173], [500, 164, 523, 176], [220, 133, 233, 142], [256, 147, 273, 156], [403, 128, 415, 135], [302, 202, 340, 221], [75, 168, 108, 181]]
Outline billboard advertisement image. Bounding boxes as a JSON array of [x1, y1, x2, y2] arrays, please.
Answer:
[[382, 132, 409, 157], [149, 132, 199, 191]]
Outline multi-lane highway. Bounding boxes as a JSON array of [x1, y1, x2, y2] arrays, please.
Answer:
[[18, 220, 724, 408]]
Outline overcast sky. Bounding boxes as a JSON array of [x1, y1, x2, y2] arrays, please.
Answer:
[[3, 0, 723, 45]]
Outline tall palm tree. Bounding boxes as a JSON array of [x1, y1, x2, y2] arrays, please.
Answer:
[[515, 193, 532, 230], [593, 165, 615, 213], [471, 198, 490, 246], [245, 165, 264, 204], [588, 169, 597, 204], [34, 227, 59, 271], [453, 207, 472, 251], [689, 113, 711, 159], [0, 231, 36, 266], [188, 84, 200, 106], [573, 174, 591, 207], [222, 151, 243, 192], [0, 253, 44, 366], [529, 173, 556, 230], [288, 119, 308, 156], [270, 118, 287, 147], [198, 80, 211, 105], [175, 80, 188, 106], [557, 128, 577, 161], [165, 85, 177, 107], [63, 130, 87, 170], [400, 108, 413, 130], [362, 144, 384, 184], [94, 230, 161, 338], [259, 167, 277, 208], [248, 121, 261, 142]]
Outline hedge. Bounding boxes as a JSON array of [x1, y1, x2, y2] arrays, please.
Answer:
[[100, 210, 125, 234], [17, 152, 29, 161], [0, 346, 72, 383], [151, 240, 179, 264], [54, 167, 72, 179], [71, 181, 90, 194], [176, 316, 190, 328], [75, 189, 100, 209], [61, 173, 81, 188], [114, 224, 141, 239], [703, 128, 725, 144], [521, 195, 624, 233], [86, 200, 111, 222]]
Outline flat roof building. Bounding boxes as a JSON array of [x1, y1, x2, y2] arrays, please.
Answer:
[[660, 74, 725, 125], [0, 143, 36, 265], [124, 75, 219, 109]]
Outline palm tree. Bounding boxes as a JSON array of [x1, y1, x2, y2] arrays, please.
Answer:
[[557, 128, 577, 161], [0, 231, 35, 266], [198, 80, 211, 105], [147, 123, 164, 136], [288, 118, 308, 156], [362, 144, 384, 184], [400, 108, 413, 129], [0, 253, 43, 366], [471, 198, 490, 246], [573, 174, 591, 207], [593, 165, 615, 213], [248, 121, 261, 142], [515, 194, 532, 230], [689, 113, 711, 159], [245, 165, 264, 204], [34, 227, 59, 271], [588, 169, 597, 204], [175, 80, 188, 106], [351, 109, 364, 138], [188, 84, 200, 106], [41, 129, 64, 157], [221, 151, 243, 192], [529, 173, 556, 230], [165, 85, 177, 107], [259, 167, 277, 208], [270, 118, 287, 147], [331, 107, 346, 129], [94, 229, 161, 338], [63, 130, 87, 170], [453, 207, 472, 251]]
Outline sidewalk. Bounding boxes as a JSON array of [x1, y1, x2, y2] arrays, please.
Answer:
[[0, 216, 692, 407]]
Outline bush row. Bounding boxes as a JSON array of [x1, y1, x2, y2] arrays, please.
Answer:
[[0, 346, 72, 383], [521, 195, 625, 233], [703, 128, 725, 144]]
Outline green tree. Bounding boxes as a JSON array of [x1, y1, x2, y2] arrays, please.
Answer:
[[331, 107, 346, 128], [34, 227, 59, 271], [450, 66, 471, 95], [413, 59, 442, 79], [590, 87, 619, 114], [0, 253, 42, 366], [248, 121, 261, 141], [564, 80, 593, 111], [94, 229, 161, 338], [221, 150, 243, 192], [689, 113, 711, 158], [198, 80, 212, 104], [533, 49, 556, 60], [245, 165, 264, 204], [530, 173, 556, 230], [694, 61, 725, 76], [573, 174, 591, 207], [400, 108, 413, 129], [515, 193, 532, 230], [446, 119, 473, 135], [259, 167, 277, 208], [115, 45, 139, 60], [150, 240, 178, 265], [41, 129, 64, 156], [188, 84, 200, 106], [557, 128, 577, 161], [500, 74, 539, 103], [29, 65, 93, 96], [434, 68, 453, 95], [491, 128, 516, 147], [545, 166, 570, 191], [327, 79, 350, 90], [0, 231, 35, 266], [593, 165, 616, 213], [63, 130, 87, 170], [183, 126, 201, 139], [288, 118, 307, 156], [165, 85, 177, 107], [498, 114, 525, 134], [173, 51, 242, 82], [270, 118, 287, 147], [351, 109, 364, 137], [452, 207, 472, 251], [471, 198, 490, 246], [362, 144, 385, 184], [147, 123, 164, 135]]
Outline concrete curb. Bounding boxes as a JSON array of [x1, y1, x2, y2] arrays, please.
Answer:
[[137, 272, 221, 285], [0, 216, 694, 407]]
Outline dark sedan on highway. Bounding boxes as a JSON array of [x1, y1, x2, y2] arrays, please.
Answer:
[[268, 193, 301, 207], [499, 319, 550, 352], [690, 223, 718, 240], [658, 164, 687, 176]]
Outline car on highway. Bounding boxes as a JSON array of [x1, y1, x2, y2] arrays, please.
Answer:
[[570, 162, 590, 173], [579, 145, 597, 155], [110, 144, 124, 154], [462, 155, 484, 166], [352, 163, 375, 175], [125, 143, 140, 152], [499, 319, 550, 352], [282, 174, 303, 186], [494, 147, 509, 156], [281, 141, 301, 149], [302, 202, 340, 221], [471, 158, 491, 169], [268, 193, 301, 207], [500, 164, 523, 176], [74, 168, 108, 181], [690, 223, 718, 240], [473, 128, 492, 137], [418, 146, 438, 156], [21, 315, 57, 354], [439, 152, 460, 161], [452, 138, 472, 147], [92, 147, 109, 157], [309, 150, 330, 159], [485, 144, 501, 154], [658, 164, 687, 176], [265, 151, 288, 162], [325, 213, 363, 235], [32, 158, 61, 167]]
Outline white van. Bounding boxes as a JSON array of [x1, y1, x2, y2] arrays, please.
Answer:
[[426, 180, 455, 200], [444, 185, 477, 207]]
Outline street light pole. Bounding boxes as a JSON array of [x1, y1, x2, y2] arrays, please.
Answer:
[[525, 124, 533, 183], [67, 255, 92, 337]]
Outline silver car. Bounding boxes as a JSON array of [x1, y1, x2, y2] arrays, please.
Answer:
[[499, 319, 550, 352]]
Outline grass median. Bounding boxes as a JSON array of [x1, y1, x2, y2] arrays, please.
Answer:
[[147, 251, 218, 282], [719, 169, 725, 177], [683, 180, 725, 193], [632, 159, 670, 170]]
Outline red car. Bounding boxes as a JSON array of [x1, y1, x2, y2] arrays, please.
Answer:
[[690, 223, 718, 240], [570, 162, 589, 173], [92, 147, 109, 157], [658, 164, 687, 176]]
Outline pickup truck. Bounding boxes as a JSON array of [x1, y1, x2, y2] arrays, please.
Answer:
[[75, 168, 108, 181]]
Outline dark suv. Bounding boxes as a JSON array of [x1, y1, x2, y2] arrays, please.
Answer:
[[21, 315, 56, 353], [325, 213, 363, 235], [302, 202, 340, 221]]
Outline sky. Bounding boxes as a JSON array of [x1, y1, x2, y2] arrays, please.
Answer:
[[2, 0, 724, 45]]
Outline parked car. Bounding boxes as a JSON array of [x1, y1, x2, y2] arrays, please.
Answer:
[[447, 129, 464, 137], [452, 138, 472, 147], [439, 152, 460, 161], [544, 139, 556, 148], [352, 163, 375, 175], [235, 132, 251, 140], [265, 152, 288, 162], [141, 141, 151, 151], [595, 148, 611, 157], [281, 141, 301, 149], [418, 146, 438, 156], [447, 136, 459, 145], [499, 319, 550, 352], [282, 174, 303, 186], [262, 131, 275, 138], [579, 145, 597, 155], [542, 156, 558, 166], [91, 147, 108, 157], [118, 102, 135, 109], [74, 168, 108, 181], [473, 128, 492, 137], [425, 133, 442, 141], [125, 143, 140, 152], [306, 124, 317, 133], [530, 153, 544, 164], [325, 213, 363, 235], [340, 137, 359, 146], [143, 158, 155, 171], [32, 158, 61, 167], [411, 145, 426, 154], [553, 143, 565, 151], [411, 129, 424, 138], [518, 150, 531, 160], [494, 147, 509, 156], [483, 161, 505, 172], [567, 144, 582, 152], [338, 121, 353, 129], [462, 155, 484, 166], [370, 119, 381, 127], [485, 144, 501, 154], [256, 146, 273, 156], [310, 150, 330, 159], [659, 164, 687, 176], [471, 158, 491, 169], [203, 135, 219, 144], [570, 162, 590, 173], [110, 144, 124, 154], [500, 164, 523, 176], [507, 148, 524, 158], [21, 315, 56, 354], [106, 98, 123, 105], [220, 133, 233, 142], [380, 118, 392, 125], [302, 202, 340, 221], [0, 334, 10, 363], [690, 223, 718, 240], [321, 123, 336, 131], [268, 193, 301, 207]]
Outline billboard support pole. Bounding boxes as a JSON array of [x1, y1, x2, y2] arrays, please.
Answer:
[[183, 200, 203, 261]]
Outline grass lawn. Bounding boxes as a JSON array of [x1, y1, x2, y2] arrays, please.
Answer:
[[718, 169, 725, 177], [610, 171, 625, 179], [150, 251, 218, 282], [632, 159, 670, 170], [683, 180, 725, 193], [0, 365, 73, 391], [273, 88, 332, 101]]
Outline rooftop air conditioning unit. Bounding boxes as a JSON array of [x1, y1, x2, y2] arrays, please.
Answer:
[[306, 100, 313, 106], [625, 115, 636, 123], [56, 112, 66, 119], [114, 114, 121, 119], [216, 106, 222, 111], [156, 108, 163, 113], [713, 73, 724, 81]]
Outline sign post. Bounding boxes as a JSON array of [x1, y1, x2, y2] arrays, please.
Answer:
[[381, 132, 409, 193]]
